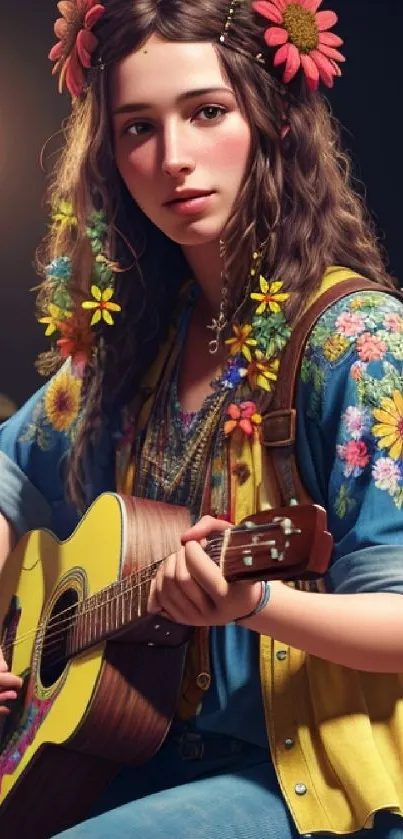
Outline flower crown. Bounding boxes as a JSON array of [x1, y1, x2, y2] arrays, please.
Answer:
[[49, 0, 344, 99]]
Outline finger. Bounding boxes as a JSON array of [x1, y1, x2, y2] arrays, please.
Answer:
[[154, 551, 214, 623], [0, 672, 23, 690], [147, 576, 162, 614], [154, 590, 213, 625], [181, 516, 232, 544], [185, 541, 228, 601], [148, 553, 179, 614], [174, 549, 215, 615], [0, 690, 18, 702]]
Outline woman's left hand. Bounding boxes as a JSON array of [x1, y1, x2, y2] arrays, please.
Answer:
[[147, 515, 262, 626]]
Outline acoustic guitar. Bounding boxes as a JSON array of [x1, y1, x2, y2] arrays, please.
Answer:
[[0, 493, 332, 837]]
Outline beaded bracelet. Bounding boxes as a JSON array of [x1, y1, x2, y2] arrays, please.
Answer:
[[235, 580, 271, 623]]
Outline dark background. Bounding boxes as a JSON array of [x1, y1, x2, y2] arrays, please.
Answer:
[[1, 0, 402, 406]]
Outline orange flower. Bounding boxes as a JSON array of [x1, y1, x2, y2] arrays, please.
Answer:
[[224, 401, 263, 437], [56, 316, 94, 365]]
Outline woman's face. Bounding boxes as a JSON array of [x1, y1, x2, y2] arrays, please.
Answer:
[[110, 35, 252, 247]]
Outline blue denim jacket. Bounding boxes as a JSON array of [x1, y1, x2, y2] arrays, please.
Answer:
[[1, 290, 403, 754]]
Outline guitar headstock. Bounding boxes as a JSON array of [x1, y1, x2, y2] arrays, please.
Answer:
[[217, 504, 333, 583]]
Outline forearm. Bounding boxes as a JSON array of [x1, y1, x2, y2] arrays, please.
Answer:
[[240, 583, 403, 672]]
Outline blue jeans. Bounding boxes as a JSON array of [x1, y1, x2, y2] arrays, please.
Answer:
[[53, 721, 403, 839]]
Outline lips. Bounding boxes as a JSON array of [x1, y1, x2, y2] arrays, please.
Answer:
[[164, 190, 214, 205]]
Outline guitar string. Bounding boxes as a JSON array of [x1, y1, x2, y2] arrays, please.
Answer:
[[2, 525, 287, 658]]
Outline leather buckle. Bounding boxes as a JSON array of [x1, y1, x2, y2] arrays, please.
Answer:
[[261, 409, 296, 447]]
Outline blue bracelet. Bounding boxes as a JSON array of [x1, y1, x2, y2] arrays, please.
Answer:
[[236, 581, 271, 623]]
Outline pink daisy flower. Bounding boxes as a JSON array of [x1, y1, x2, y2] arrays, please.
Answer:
[[252, 0, 345, 90], [49, 0, 105, 98]]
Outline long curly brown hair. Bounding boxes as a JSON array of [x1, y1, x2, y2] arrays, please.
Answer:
[[38, 0, 394, 509]]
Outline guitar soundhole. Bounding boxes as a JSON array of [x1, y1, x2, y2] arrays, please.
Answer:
[[40, 588, 79, 687]]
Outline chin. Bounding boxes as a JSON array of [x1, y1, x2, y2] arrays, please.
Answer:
[[163, 219, 226, 247]]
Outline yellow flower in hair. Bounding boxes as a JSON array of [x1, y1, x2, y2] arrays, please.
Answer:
[[82, 285, 122, 326], [39, 303, 72, 337], [45, 369, 82, 432], [250, 277, 289, 315], [225, 324, 257, 362], [247, 352, 280, 392], [51, 200, 78, 230]]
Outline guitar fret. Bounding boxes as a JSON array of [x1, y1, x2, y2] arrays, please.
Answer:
[[122, 579, 128, 626], [89, 597, 94, 646], [137, 573, 142, 618], [83, 603, 89, 649], [114, 588, 119, 631]]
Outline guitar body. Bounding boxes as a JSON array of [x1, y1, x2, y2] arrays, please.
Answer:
[[0, 494, 192, 838]]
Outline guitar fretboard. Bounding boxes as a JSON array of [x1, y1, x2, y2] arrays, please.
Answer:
[[66, 567, 154, 656]]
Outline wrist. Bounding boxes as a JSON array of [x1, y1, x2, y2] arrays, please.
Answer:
[[235, 581, 271, 624]]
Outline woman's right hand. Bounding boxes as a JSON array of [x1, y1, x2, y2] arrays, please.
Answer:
[[0, 646, 22, 715]]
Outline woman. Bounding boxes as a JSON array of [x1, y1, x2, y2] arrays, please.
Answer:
[[0, 0, 403, 836]]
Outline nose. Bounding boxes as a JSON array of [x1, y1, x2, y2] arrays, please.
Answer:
[[161, 121, 195, 178]]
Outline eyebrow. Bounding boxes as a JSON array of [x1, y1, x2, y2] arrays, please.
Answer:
[[112, 87, 234, 116]]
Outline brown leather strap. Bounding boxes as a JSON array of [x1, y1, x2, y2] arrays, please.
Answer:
[[261, 278, 402, 505]]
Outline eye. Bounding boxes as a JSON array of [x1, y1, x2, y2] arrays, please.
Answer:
[[123, 120, 153, 137], [195, 105, 227, 122]]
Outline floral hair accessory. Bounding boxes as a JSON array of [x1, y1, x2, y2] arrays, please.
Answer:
[[212, 251, 292, 440], [224, 401, 263, 437], [49, 0, 105, 98], [38, 203, 122, 372], [251, 0, 345, 90]]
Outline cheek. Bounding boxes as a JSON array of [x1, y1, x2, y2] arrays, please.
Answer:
[[212, 124, 251, 174], [115, 144, 156, 194]]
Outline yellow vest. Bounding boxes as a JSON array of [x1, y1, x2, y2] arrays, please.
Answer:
[[117, 267, 403, 835]]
